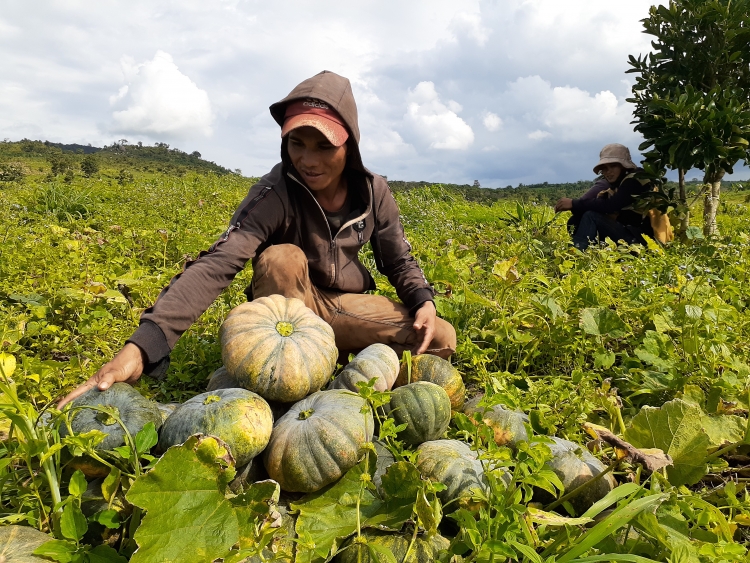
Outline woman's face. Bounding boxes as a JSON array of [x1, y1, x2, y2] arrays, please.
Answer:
[[287, 126, 348, 193], [600, 162, 625, 183]]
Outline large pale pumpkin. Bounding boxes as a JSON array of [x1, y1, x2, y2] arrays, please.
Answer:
[[263, 390, 374, 493], [396, 354, 466, 412], [158, 388, 273, 466], [335, 530, 450, 563], [62, 382, 162, 450], [416, 439, 490, 512], [383, 382, 451, 445], [328, 343, 399, 392], [221, 295, 337, 403], [0, 525, 52, 562]]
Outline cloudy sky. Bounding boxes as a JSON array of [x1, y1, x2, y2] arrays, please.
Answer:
[[2, 1, 745, 186]]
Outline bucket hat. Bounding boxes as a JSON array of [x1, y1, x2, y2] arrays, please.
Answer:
[[593, 143, 637, 174]]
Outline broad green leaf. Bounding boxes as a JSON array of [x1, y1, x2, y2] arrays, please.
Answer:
[[415, 490, 440, 534], [60, 503, 88, 542], [92, 509, 121, 529], [134, 422, 158, 456], [126, 435, 239, 563], [702, 414, 746, 447], [34, 539, 78, 562], [231, 479, 280, 549], [368, 542, 399, 563], [580, 308, 629, 338], [292, 455, 416, 563], [624, 400, 710, 486], [379, 461, 421, 500], [101, 467, 121, 503], [593, 350, 615, 370], [68, 470, 87, 498]]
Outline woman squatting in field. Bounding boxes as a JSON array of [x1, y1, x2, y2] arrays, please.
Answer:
[[60, 70, 456, 406]]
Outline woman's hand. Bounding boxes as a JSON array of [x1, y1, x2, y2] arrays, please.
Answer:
[[554, 198, 573, 213], [412, 301, 437, 356], [58, 343, 145, 408]]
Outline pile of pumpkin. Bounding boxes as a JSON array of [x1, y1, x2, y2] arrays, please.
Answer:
[[61, 295, 615, 556]]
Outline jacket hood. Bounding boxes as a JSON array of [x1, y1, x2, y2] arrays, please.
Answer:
[[270, 70, 361, 144], [271, 71, 368, 177]]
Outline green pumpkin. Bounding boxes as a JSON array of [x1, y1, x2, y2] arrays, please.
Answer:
[[206, 366, 241, 392], [158, 388, 273, 466], [263, 390, 374, 493], [0, 525, 52, 562], [329, 344, 399, 392], [221, 295, 338, 403], [62, 382, 162, 450], [335, 530, 449, 563], [396, 354, 465, 412], [384, 382, 451, 445], [539, 437, 617, 514], [463, 394, 529, 449], [417, 439, 489, 512]]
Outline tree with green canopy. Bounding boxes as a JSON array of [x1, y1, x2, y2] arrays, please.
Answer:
[[627, 0, 750, 236]]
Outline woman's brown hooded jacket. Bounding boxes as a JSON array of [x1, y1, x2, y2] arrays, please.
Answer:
[[128, 71, 435, 374]]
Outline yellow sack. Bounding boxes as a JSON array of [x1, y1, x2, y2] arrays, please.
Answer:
[[649, 208, 673, 244]]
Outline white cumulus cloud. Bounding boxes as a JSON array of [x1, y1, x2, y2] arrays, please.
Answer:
[[483, 112, 502, 132], [404, 81, 474, 150], [110, 51, 213, 138]]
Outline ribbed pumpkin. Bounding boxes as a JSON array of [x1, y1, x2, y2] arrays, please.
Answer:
[[463, 394, 529, 449], [329, 344, 399, 392], [395, 354, 465, 412], [538, 437, 617, 514], [221, 295, 338, 403], [335, 530, 450, 563], [383, 382, 451, 445], [62, 382, 162, 450], [263, 390, 374, 493], [158, 388, 273, 466], [206, 365, 241, 392], [0, 525, 52, 562]]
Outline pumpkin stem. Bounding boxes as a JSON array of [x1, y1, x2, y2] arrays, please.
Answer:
[[203, 394, 222, 405], [298, 408, 315, 420], [95, 407, 120, 426], [275, 321, 294, 337]]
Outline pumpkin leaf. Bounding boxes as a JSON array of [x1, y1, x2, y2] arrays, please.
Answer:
[[292, 454, 416, 563], [624, 399, 711, 486], [580, 308, 629, 338], [126, 435, 240, 563], [231, 479, 281, 549], [60, 503, 88, 542]]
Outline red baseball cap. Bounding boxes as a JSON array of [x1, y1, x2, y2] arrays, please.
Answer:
[[281, 99, 349, 147]]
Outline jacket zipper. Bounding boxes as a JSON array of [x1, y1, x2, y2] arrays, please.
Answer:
[[286, 173, 373, 286]]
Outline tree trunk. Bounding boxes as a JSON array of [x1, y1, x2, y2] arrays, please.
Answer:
[[703, 169, 724, 237], [678, 168, 689, 237]]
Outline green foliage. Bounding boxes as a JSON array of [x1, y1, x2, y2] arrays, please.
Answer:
[[2, 153, 750, 560]]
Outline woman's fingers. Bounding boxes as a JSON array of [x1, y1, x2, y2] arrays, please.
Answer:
[[57, 344, 145, 408]]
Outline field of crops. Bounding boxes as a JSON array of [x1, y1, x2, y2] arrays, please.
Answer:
[[2, 143, 750, 562]]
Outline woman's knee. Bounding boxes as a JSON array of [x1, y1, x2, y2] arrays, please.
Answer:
[[256, 244, 306, 271], [427, 318, 457, 359]]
